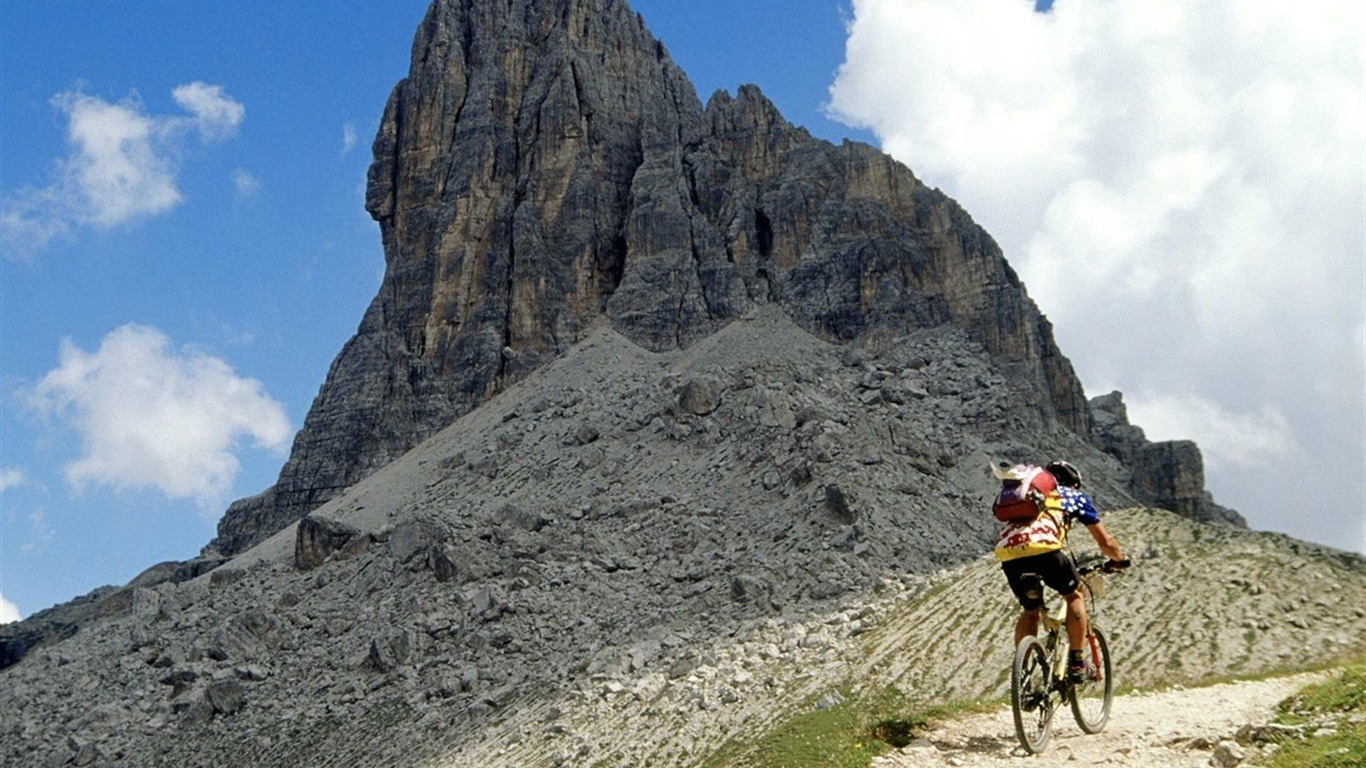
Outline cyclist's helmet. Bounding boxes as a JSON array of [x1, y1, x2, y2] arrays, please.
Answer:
[[1045, 460, 1082, 489]]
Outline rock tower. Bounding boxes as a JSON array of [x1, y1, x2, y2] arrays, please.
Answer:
[[210, 0, 1099, 556]]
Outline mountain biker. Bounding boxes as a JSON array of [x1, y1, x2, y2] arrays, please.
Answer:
[[994, 460, 1130, 683]]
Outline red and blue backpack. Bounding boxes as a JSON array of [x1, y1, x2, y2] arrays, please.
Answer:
[[991, 464, 1058, 522]]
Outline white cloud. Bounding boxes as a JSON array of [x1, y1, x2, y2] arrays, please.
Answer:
[[55, 91, 183, 228], [0, 468, 25, 494], [28, 324, 291, 508], [233, 168, 261, 199], [1124, 392, 1302, 472], [0, 592, 19, 625], [171, 82, 245, 141], [831, 0, 1365, 550], [0, 83, 245, 258], [0, 186, 74, 257], [341, 122, 358, 155]]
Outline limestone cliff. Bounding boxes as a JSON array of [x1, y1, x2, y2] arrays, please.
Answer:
[[1091, 391, 1246, 526], [210, 0, 1093, 556]]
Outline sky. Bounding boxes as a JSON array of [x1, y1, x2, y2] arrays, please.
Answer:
[[1, 0, 1361, 622]]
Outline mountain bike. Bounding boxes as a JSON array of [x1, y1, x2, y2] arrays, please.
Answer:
[[1009, 558, 1126, 754]]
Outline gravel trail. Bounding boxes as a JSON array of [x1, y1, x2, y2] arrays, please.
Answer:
[[871, 672, 1323, 768]]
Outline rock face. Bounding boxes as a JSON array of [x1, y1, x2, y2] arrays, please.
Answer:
[[210, 0, 1091, 556], [1090, 391, 1246, 526]]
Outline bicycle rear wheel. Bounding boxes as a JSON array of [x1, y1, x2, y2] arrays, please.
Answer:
[[1011, 636, 1055, 753], [1069, 626, 1113, 733]]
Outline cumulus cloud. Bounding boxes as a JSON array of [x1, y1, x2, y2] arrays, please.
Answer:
[[0, 593, 19, 625], [171, 82, 245, 141], [830, 0, 1365, 550], [1122, 392, 1304, 472], [28, 324, 291, 508], [0, 83, 244, 258]]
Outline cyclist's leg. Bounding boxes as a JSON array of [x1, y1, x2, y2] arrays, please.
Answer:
[[1062, 589, 1086, 651], [1016, 607, 1042, 645], [1036, 551, 1084, 649], [1002, 558, 1047, 644]]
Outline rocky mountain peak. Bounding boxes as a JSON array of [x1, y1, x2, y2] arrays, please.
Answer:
[[209, 0, 1098, 558], [1090, 391, 1246, 526]]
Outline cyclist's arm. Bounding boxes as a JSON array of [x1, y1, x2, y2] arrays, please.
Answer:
[[1083, 521, 1125, 562]]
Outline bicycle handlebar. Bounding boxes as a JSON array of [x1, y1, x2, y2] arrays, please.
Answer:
[[1078, 558, 1131, 576]]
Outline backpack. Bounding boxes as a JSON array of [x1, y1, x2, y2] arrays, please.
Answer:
[[992, 464, 1058, 522]]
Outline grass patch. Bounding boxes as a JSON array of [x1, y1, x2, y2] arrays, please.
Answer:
[[1280, 660, 1366, 717], [702, 688, 898, 768], [1255, 657, 1366, 768], [868, 699, 1000, 747], [1257, 727, 1366, 768], [700, 687, 998, 768]]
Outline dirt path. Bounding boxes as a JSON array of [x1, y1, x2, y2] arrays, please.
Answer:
[[871, 672, 1323, 767]]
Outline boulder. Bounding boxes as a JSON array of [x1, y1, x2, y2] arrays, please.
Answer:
[[295, 515, 362, 571]]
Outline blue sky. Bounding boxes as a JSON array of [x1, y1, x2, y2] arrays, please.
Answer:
[[2, 0, 1362, 622]]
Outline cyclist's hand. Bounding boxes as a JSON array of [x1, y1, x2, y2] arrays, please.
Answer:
[[1103, 558, 1132, 573]]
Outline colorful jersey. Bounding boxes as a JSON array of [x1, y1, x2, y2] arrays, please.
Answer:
[[994, 487, 1101, 562]]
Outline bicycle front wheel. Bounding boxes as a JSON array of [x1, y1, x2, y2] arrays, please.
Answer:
[[1011, 635, 1055, 754], [1069, 626, 1113, 733]]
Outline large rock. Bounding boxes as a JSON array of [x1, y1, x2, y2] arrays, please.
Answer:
[[1132, 440, 1245, 526], [1090, 391, 1245, 526], [209, 0, 1091, 557], [294, 515, 362, 571]]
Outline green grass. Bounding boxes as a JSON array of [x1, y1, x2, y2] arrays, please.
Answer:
[[1257, 726, 1366, 768], [701, 688, 897, 768], [700, 686, 999, 768], [1256, 657, 1366, 768]]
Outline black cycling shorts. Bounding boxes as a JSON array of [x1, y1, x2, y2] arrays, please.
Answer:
[[1001, 550, 1080, 610]]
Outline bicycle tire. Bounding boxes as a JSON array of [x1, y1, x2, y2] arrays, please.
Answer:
[[1011, 635, 1055, 754], [1069, 626, 1113, 733]]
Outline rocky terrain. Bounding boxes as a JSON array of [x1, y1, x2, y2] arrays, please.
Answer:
[[2, 309, 1362, 767]]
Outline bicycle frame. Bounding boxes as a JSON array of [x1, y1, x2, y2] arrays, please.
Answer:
[[1036, 570, 1104, 685], [1041, 563, 1108, 678], [1035, 606, 1070, 686], [1010, 560, 1116, 753]]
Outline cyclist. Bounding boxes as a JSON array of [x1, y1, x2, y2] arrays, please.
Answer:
[[994, 460, 1130, 682]]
